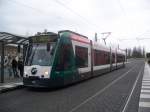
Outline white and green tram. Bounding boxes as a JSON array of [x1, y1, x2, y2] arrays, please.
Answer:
[[23, 30, 126, 88]]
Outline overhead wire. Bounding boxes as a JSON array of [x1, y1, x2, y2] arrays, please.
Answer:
[[118, 30, 150, 41], [5, 0, 81, 31], [52, 0, 102, 31], [7, 0, 46, 14], [6, 0, 107, 37], [116, 0, 150, 41]]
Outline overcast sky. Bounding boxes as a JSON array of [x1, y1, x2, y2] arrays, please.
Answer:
[[0, 0, 150, 51]]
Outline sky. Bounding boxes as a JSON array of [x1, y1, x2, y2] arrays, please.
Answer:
[[0, 0, 150, 51]]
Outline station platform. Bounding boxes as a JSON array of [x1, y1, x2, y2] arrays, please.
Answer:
[[139, 63, 150, 112], [0, 78, 23, 93]]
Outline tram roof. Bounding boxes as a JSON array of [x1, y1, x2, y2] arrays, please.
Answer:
[[30, 32, 57, 37], [0, 32, 29, 44], [59, 30, 88, 39]]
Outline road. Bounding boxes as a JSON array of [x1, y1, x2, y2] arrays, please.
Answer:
[[0, 59, 145, 112]]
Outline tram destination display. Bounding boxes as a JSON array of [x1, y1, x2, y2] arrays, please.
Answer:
[[31, 35, 57, 43]]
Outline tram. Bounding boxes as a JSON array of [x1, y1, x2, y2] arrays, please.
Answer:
[[23, 30, 126, 88]]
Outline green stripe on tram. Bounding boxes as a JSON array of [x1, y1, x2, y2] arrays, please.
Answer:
[[50, 32, 78, 84]]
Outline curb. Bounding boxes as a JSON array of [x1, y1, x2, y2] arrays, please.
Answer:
[[0, 83, 24, 93]]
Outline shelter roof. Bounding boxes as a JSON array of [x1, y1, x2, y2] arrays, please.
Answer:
[[0, 32, 28, 44]]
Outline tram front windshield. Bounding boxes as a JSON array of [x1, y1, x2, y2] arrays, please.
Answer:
[[26, 43, 56, 66]]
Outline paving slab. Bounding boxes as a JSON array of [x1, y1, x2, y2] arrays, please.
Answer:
[[139, 63, 150, 112]]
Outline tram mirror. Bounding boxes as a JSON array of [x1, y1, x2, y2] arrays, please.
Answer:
[[47, 43, 50, 51]]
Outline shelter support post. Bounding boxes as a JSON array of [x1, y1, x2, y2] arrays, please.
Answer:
[[0, 41, 4, 83]]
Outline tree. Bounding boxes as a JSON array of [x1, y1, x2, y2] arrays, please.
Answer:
[[127, 48, 132, 58], [132, 46, 144, 58]]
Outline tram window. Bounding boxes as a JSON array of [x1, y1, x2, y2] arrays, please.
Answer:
[[117, 54, 124, 62], [94, 50, 101, 66], [56, 44, 72, 71], [75, 46, 88, 68], [62, 44, 72, 69], [94, 50, 110, 65], [112, 53, 115, 63], [105, 52, 107, 64], [117, 54, 119, 62], [26, 43, 56, 66], [104, 51, 109, 65], [106, 52, 110, 64]]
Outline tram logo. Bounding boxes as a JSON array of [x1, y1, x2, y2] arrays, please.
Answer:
[[31, 67, 37, 75]]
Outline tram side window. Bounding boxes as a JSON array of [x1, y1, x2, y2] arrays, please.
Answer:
[[102, 51, 106, 65], [56, 44, 72, 71], [112, 53, 115, 63], [117, 54, 120, 62], [104, 52, 107, 64], [75, 46, 88, 68], [120, 55, 125, 62], [120, 55, 122, 62], [117, 54, 124, 62], [94, 50, 110, 66], [103, 51, 109, 65], [123, 55, 125, 62], [94, 50, 101, 66], [106, 52, 110, 64]]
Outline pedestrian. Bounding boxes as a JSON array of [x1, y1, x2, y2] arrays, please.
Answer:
[[18, 57, 24, 77], [12, 57, 19, 78], [7, 55, 12, 77]]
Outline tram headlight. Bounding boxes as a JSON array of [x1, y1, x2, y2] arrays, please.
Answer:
[[44, 71, 49, 75]]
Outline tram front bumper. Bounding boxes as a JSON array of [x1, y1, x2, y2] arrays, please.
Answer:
[[23, 77, 64, 88]]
